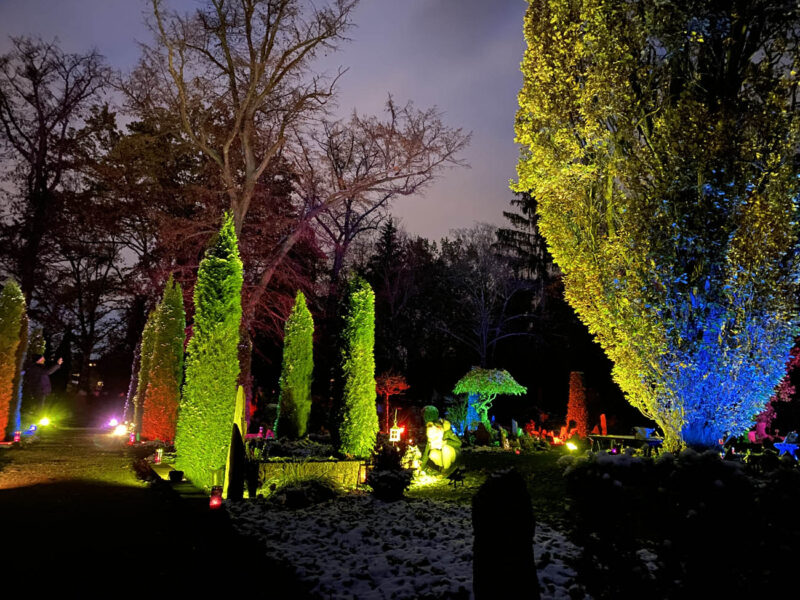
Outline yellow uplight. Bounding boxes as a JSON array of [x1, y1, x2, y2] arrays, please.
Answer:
[[39, 417, 51, 426]]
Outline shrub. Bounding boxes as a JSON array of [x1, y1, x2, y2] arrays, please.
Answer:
[[365, 441, 414, 501]]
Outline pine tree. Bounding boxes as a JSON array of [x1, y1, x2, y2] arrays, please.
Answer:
[[338, 277, 379, 457], [175, 213, 243, 488], [566, 371, 588, 439], [0, 280, 25, 440], [141, 276, 186, 442], [276, 291, 314, 439]]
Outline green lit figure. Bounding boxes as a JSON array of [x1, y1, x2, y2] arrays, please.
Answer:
[[421, 419, 462, 476]]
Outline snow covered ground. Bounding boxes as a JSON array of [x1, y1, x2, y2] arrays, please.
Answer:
[[227, 495, 590, 599]]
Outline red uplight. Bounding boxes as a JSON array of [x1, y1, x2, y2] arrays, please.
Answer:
[[209, 495, 223, 509]]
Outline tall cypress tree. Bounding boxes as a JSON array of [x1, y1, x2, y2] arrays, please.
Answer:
[[338, 277, 379, 457], [133, 308, 157, 437], [276, 291, 314, 439], [0, 280, 25, 440], [176, 213, 243, 489], [141, 275, 186, 442]]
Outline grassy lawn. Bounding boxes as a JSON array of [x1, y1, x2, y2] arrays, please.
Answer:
[[405, 448, 569, 525]]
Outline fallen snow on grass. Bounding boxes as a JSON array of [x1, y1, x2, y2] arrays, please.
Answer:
[[227, 495, 589, 599]]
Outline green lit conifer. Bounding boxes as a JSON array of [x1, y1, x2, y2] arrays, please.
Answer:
[[338, 277, 379, 457], [175, 213, 243, 488], [276, 291, 314, 439]]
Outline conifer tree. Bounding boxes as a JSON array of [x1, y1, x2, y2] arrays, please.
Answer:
[[0, 280, 25, 440], [175, 213, 243, 488], [276, 291, 314, 439], [133, 308, 157, 437], [141, 276, 186, 442], [566, 371, 588, 439], [338, 277, 379, 457]]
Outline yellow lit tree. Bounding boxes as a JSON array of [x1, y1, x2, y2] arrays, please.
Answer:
[[515, 0, 800, 449]]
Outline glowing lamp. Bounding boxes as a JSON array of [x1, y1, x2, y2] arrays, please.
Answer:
[[566, 441, 578, 451], [13, 431, 21, 442], [39, 417, 50, 426], [29, 425, 37, 433], [154, 448, 164, 464], [109, 418, 119, 427], [209, 486, 223, 509], [128, 432, 136, 445], [389, 425, 405, 442], [113, 424, 128, 437]]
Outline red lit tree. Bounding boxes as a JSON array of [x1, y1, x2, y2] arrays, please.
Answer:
[[566, 371, 588, 439], [376, 372, 410, 433]]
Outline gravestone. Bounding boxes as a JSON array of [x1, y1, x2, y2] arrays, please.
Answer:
[[472, 468, 540, 599]]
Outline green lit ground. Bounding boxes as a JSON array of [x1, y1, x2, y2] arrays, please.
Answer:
[[406, 449, 568, 526], [0, 426, 306, 594]]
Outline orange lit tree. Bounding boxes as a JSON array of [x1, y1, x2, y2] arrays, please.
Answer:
[[566, 371, 588, 439], [141, 275, 185, 442], [376, 372, 409, 433]]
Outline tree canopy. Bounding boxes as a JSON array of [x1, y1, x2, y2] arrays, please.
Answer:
[[515, 0, 800, 448]]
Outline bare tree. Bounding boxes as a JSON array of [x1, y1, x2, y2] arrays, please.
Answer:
[[131, 0, 358, 235], [303, 98, 470, 302], [439, 224, 533, 368], [0, 37, 109, 301]]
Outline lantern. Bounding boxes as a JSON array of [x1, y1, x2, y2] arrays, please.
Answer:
[[13, 431, 21, 443], [388, 409, 404, 442], [209, 486, 223, 509]]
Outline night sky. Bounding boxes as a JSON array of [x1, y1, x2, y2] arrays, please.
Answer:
[[0, 0, 528, 240]]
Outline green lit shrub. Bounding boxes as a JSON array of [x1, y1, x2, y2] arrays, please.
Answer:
[[276, 291, 314, 438], [175, 213, 243, 489], [0, 280, 25, 440], [338, 277, 379, 458]]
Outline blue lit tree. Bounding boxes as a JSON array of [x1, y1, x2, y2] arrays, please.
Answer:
[[515, 1, 800, 449]]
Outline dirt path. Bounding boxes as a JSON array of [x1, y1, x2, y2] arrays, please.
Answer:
[[0, 427, 306, 594]]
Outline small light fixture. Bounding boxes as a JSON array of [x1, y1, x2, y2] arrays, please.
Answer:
[[113, 424, 128, 437], [13, 431, 21, 443], [128, 432, 136, 445], [154, 448, 164, 464], [566, 441, 578, 451], [39, 417, 50, 426], [389, 410, 405, 442], [109, 418, 119, 427], [209, 486, 223, 509]]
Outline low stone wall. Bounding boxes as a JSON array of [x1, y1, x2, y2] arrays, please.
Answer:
[[256, 459, 362, 495]]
